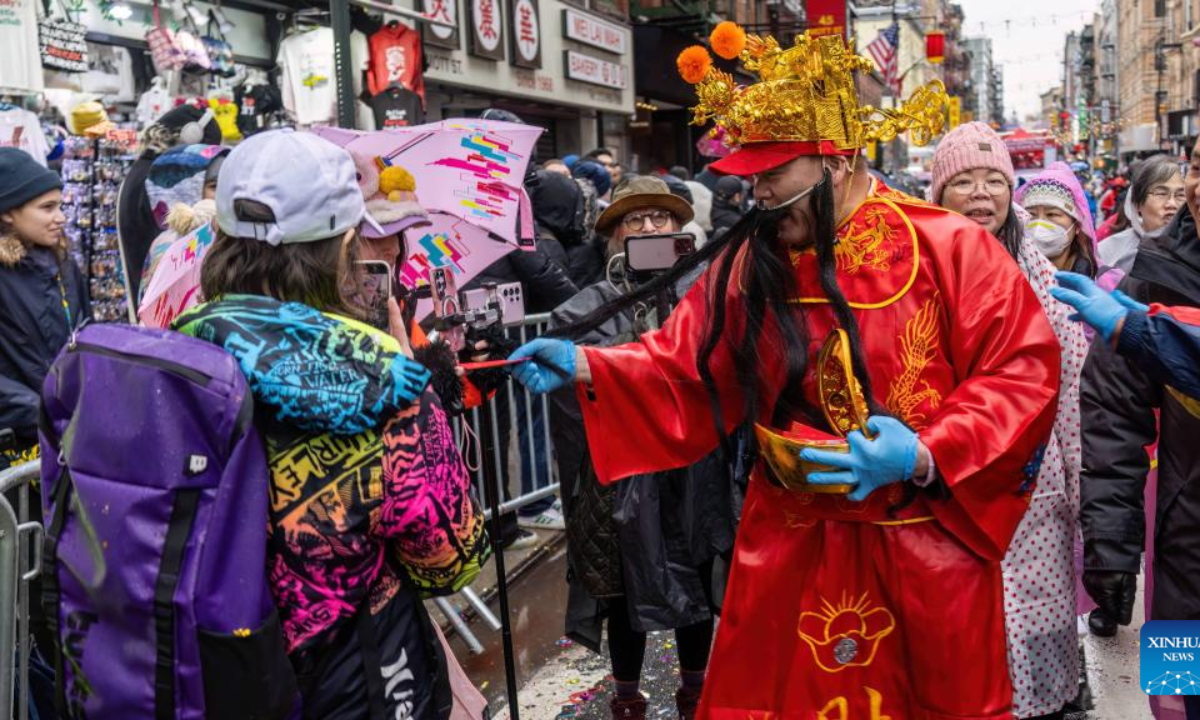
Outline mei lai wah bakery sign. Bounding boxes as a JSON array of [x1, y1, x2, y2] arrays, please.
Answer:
[[561, 8, 629, 90], [564, 49, 626, 89], [563, 7, 627, 54]]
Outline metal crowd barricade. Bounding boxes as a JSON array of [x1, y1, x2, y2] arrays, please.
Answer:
[[0, 459, 44, 720], [504, 311, 558, 515], [438, 312, 561, 654]]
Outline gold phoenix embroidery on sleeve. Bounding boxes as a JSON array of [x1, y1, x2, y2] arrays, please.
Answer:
[[836, 206, 895, 274], [885, 296, 942, 424]]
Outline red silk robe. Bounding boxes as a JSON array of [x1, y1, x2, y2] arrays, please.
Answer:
[[576, 182, 1061, 720]]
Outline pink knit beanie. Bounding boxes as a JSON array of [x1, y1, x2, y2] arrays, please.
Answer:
[[929, 122, 1015, 204]]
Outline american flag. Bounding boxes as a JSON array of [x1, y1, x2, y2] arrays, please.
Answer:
[[866, 22, 900, 94]]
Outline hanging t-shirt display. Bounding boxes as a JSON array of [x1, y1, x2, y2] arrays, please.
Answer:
[[234, 82, 284, 137], [136, 79, 173, 127], [371, 87, 424, 129], [366, 22, 425, 104], [0, 0, 45, 93], [277, 27, 337, 125], [0, 107, 50, 166], [80, 44, 136, 102]]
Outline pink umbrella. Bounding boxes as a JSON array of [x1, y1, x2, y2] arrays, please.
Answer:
[[401, 212, 518, 321], [696, 125, 733, 159], [137, 222, 216, 329], [313, 119, 542, 246]]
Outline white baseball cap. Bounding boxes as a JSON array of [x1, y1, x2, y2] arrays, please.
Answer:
[[216, 129, 383, 246]]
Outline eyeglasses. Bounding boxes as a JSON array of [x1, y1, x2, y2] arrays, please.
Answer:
[[945, 178, 1010, 197], [1147, 187, 1187, 203], [622, 209, 673, 231]]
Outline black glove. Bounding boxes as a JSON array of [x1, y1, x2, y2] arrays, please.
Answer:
[[1083, 570, 1137, 626], [463, 324, 519, 396], [412, 340, 464, 418]]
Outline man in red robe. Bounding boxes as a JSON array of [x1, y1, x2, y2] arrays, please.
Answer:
[[509, 30, 1061, 720]]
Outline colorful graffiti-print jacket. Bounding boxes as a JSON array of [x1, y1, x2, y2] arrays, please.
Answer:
[[176, 295, 488, 654]]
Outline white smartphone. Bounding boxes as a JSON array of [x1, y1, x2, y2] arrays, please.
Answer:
[[624, 233, 696, 274]]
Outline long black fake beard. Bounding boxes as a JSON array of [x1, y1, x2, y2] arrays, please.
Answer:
[[549, 167, 878, 445]]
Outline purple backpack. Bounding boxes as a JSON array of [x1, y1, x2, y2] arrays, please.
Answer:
[[38, 324, 298, 719]]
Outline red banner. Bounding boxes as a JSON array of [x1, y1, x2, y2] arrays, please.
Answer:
[[805, 0, 846, 39]]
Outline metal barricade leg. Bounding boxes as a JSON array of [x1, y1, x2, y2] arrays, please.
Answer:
[[0, 491, 19, 720], [434, 597, 485, 656], [458, 587, 502, 632], [16, 478, 35, 720], [2, 460, 46, 720]]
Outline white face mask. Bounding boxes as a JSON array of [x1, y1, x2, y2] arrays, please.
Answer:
[[760, 181, 817, 211], [1025, 219, 1073, 258]]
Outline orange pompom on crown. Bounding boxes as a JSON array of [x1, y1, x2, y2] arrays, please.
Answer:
[[677, 45, 713, 84], [710, 21, 747, 60]]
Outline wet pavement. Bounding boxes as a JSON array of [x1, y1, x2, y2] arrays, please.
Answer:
[[446, 531, 1159, 720], [439, 532, 691, 720], [441, 538, 575, 712]]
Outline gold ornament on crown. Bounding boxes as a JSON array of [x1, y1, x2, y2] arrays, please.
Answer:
[[677, 24, 949, 151]]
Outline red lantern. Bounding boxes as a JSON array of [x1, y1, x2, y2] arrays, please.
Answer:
[[926, 31, 946, 65]]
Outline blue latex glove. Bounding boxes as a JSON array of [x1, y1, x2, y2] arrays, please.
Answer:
[[799, 416, 919, 502], [508, 338, 577, 394], [1050, 271, 1149, 341], [1112, 289, 1150, 313]]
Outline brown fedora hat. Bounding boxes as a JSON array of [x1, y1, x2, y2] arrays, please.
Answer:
[[594, 176, 695, 235]]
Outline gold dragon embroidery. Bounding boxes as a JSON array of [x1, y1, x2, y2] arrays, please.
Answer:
[[836, 206, 895, 274], [885, 297, 942, 424]]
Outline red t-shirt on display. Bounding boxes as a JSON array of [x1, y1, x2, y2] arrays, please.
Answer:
[[367, 22, 425, 105]]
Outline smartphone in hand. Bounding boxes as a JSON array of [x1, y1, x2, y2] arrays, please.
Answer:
[[355, 260, 392, 330]]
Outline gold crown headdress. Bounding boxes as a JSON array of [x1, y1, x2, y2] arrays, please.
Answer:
[[677, 22, 948, 153]]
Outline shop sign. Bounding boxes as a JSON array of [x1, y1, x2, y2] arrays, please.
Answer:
[[564, 49, 626, 89], [422, 0, 460, 50], [514, 68, 554, 92], [509, 0, 541, 68], [804, 0, 846, 39], [562, 8, 626, 55], [469, 0, 504, 60], [105, 127, 139, 150]]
